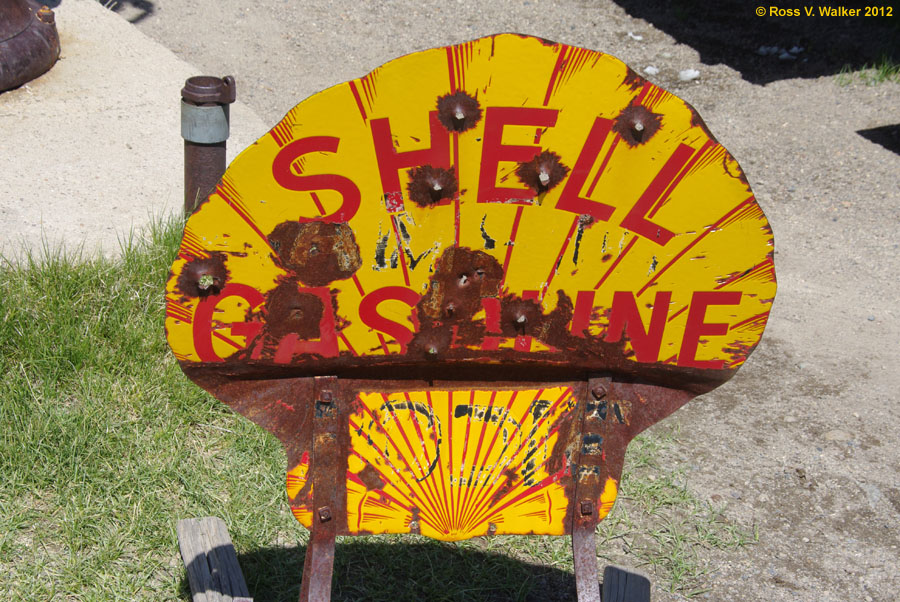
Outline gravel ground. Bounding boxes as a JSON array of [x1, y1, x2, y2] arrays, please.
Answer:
[[57, 1, 900, 599]]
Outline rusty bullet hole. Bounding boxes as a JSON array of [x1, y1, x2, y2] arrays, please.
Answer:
[[267, 221, 362, 287], [417, 246, 503, 324], [516, 150, 569, 193], [487, 523, 497, 535], [408, 325, 453, 357], [408, 520, 420, 533], [407, 165, 458, 208], [500, 298, 543, 337], [436, 91, 482, 132], [614, 103, 662, 147], [317, 506, 332, 523], [264, 281, 325, 340], [176, 252, 229, 298], [444, 303, 456, 319]]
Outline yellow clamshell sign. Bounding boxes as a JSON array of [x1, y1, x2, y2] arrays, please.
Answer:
[[165, 34, 775, 541]]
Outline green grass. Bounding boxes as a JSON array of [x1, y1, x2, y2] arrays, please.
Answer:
[[0, 218, 754, 599], [837, 55, 900, 86]]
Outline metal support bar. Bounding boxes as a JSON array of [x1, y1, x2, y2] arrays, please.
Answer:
[[570, 376, 612, 602], [298, 377, 341, 602], [181, 75, 236, 214]]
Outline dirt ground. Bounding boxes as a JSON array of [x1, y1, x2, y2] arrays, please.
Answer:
[[87, 0, 900, 599]]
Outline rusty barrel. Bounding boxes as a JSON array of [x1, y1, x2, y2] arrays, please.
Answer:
[[0, 0, 60, 92]]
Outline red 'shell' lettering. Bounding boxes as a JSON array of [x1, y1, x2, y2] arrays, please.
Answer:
[[619, 143, 694, 246], [371, 111, 451, 212], [478, 107, 559, 204], [272, 136, 362, 222], [555, 117, 616, 222]]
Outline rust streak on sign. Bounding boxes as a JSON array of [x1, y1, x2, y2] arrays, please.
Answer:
[[165, 33, 776, 599]]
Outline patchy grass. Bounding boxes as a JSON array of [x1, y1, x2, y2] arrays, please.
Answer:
[[0, 217, 754, 599], [837, 55, 900, 86]]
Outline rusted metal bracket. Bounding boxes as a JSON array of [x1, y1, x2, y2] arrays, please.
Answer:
[[298, 376, 342, 602], [569, 376, 612, 602], [181, 75, 236, 214]]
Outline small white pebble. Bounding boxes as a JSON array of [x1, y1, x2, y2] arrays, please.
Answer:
[[644, 65, 659, 76], [627, 31, 643, 41], [678, 68, 700, 82]]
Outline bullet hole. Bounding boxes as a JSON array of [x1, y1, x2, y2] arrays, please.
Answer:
[[408, 325, 453, 358], [516, 150, 569, 193], [264, 280, 325, 340], [614, 103, 663, 146], [436, 91, 482, 132], [417, 247, 503, 324], [501, 298, 543, 337], [176, 252, 228, 298], [407, 165, 458, 207], [268, 221, 362, 286]]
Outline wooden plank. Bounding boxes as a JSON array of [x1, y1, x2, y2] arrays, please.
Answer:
[[176, 517, 253, 602]]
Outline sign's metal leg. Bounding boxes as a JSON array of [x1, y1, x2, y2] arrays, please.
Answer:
[[572, 522, 601, 602], [298, 526, 336, 602], [298, 376, 341, 602]]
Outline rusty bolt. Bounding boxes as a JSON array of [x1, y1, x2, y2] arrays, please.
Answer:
[[36, 6, 55, 24], [591, 384, 607, 400], [320, 390, 333, 404], [487, 523, 497, 535], [580, 501, 594, 516], [408, 520, 419, 532], [317, 506, 332, 523]]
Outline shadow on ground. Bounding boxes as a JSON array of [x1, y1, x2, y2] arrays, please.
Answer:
[[609, 0, 899, 84], [857, 124, 900, 156], [180, 539, 583, 601]]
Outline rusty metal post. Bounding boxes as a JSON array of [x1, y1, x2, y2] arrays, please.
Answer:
[[0, 1, 61, 92], [181, 76, 236, 214]]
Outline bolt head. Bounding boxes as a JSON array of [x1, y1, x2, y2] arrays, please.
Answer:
[[591, 384, 607, 400], [317, 506, 332, 523], [580, 501, 594, 516]]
